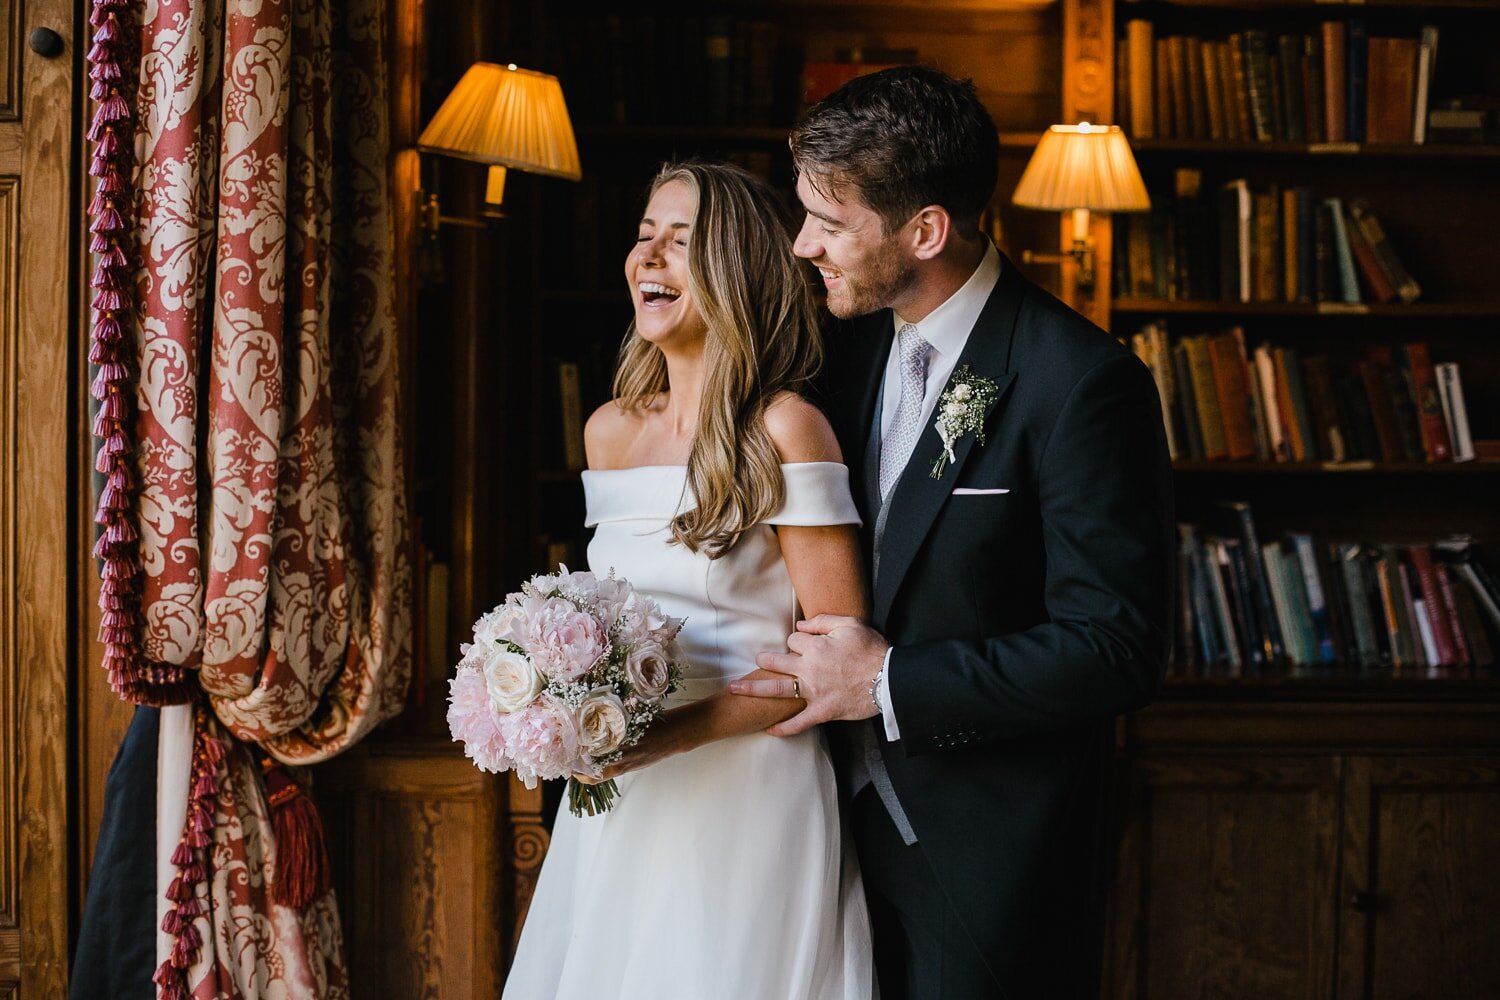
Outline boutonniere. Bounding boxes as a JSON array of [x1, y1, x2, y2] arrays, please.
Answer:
[[930, 366, 1001, 479]]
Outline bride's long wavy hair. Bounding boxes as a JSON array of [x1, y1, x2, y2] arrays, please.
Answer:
[[613, 161, 821, 558]]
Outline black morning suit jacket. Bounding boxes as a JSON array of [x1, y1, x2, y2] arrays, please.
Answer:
[[817, 252, 1175, 996]]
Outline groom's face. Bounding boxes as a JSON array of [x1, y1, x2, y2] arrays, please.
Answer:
[[793, 173, 916, 320]]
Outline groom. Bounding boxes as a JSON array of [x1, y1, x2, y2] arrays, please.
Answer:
[[732, 67, 1174, 998]]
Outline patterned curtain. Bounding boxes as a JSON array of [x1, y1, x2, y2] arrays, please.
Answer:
[[86, 0, 411, 995]]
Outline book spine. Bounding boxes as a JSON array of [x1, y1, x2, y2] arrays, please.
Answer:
[[1409, 545, 1457, 665], [1185, 336, 1228, 460], [1207, 540, 1243, 673], [1156, 38, 1174, 140], [1339, 542, 1380, 667], [1386, 365, 1425, 462], [1359, 351, 1404, 462], [1435, 363, 1474, 461], [1223, 538, 1265, 671], [1278, 34, 1306, 143], [1229, 34, 1253, 142], [1372, 547, 1405, 669], [1301, 354, 1347, 463], [1281, 346, 1320, 462], [1208, 333, 1257, 460], [1173, 342, 1206, 460], [1323, 197, 1361, 304], [1243, 30, 1276, 142], [1252, 189, 1280, 302], [1225, 501, 1285, 665], [1127, 19, 1155, 139], [1262, 544, 1302, 665], [1344, 205, 1397, 304], [1347, 18, 1368, 144], [1302, 35, 1326, 144], [1412, 26, 1439, 145], [1321, 21, 1347, 143], [1293, 534, 1337, 663], [1398, 553, 1428, 668], [1402, 341, 1452, 461], [1201, 39, 1226, 141], [1253, 344, 1289, 462], [1347, 200, 1421, 303], [1230, 327, 1270, 460], [1281, 187, 1299, 303], [1434, 563, 1474, 668]]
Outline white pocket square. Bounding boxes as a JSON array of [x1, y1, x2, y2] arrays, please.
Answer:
[[951, 487, 1010, 495]]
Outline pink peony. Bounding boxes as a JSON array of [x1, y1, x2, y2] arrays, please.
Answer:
[[513, 595, 609, 682], [499, 697, 580, 788], [446, 666, 510, 772]]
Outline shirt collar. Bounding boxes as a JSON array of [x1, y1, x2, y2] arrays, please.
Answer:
[[892, 241, 1001, 358]]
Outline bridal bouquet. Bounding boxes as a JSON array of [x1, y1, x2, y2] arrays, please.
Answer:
[[446, 566, 686, 816]]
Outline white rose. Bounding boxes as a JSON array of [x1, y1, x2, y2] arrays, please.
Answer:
[[482, 647, 544, 713], [952, 383, 972, 401], [625, 644, 672, 699], [575, 687, 628, 756], [943, 400, 966, 419]]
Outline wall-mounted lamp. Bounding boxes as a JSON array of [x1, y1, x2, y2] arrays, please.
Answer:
[[416, 62, 582, 229], [1011, 123, 1150, 289]]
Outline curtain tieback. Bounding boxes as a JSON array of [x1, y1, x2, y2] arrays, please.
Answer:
[[260, 755, 332, 910]]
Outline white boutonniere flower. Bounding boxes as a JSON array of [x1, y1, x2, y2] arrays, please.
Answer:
[[929, 365, 1001, 479]]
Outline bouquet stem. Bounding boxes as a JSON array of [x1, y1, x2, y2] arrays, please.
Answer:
[[567, 777, 620, 817]]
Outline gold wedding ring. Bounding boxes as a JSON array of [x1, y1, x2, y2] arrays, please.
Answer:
[[792, 677, 801, 699]]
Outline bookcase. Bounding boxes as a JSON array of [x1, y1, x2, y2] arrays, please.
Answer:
[[1076, 1, 1500, 995], [1099, 0, 1500, 686]]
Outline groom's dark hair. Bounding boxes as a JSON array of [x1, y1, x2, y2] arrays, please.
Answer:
[[790, 65, 999, 237]]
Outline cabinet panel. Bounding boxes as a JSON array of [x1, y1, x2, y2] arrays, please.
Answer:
[[1339, 757, 1500, 1000], [1110, 756, 1341, 1000]]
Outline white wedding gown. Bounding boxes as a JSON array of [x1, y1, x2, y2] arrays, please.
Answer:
[[503, 462, 875, 1000]]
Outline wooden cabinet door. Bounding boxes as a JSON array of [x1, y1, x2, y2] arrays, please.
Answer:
[[1337, 756, 1500, 1000], [1107, 756, 1342, 1000], [5, 0, 76, 994]]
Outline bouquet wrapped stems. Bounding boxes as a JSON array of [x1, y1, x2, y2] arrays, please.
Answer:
[[568, 776, 621, 817]]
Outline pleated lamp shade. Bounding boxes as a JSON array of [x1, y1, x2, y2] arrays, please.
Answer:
[[1011, 124, 1149, 212], [418, 62, 581, 205]]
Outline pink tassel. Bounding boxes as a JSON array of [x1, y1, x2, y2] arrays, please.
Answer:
[[105, 516, 138, 543], [98, 171, 127, 197], [95, 130, 121, 158], [100, 391, 126, 420], [89, 204, 124, 234], [166, 874, 187, 901], [93, 17, 123, 44], [185, 861, 205, 883], [99, 242, 128, 267], [90, 287, 126, 311], [86, 41, 113, 64], [91, 410, 117, 441], [160, 907, 182, 935], [91, 313, 123, 342], [178, 923, 201, 952], [176, 897, 202, 919], [170, 936, 193, 968]]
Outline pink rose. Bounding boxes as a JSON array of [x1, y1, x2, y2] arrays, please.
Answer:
[[515, 595, 609, 681], [499, 697, 580, 788], [625, 643, 672, 699]]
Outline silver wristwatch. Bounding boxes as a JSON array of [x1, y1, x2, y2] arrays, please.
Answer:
[[869, 668, 884, 714]]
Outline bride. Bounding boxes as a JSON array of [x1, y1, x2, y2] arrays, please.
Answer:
[[501, 161, 875, 999]]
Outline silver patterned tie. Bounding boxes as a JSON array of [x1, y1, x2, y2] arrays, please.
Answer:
[[878, 323, 931, 504]]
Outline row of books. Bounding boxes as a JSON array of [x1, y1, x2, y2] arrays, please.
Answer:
[[1121, 20, 1441, 145], [543, 15, 789, 128], [1128, 325, 1477, 465], [1175, 507, 1499, 677], [1113, 171, 1420, 306]]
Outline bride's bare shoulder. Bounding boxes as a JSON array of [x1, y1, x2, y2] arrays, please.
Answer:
[[584, 397, 654, 470], [763, 391, 842, 464]]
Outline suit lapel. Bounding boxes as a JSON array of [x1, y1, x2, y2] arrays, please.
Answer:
[[872, 257, 1026, 627]]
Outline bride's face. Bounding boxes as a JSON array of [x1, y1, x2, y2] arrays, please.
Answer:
[[625, 179, 708, 351]]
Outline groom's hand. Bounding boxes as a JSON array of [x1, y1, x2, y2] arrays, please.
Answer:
[[731, 615, 888, 737]]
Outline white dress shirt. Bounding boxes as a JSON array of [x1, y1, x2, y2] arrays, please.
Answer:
[[876, 241, 1002, 741]]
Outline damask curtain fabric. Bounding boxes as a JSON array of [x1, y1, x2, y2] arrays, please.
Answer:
[[85, 0, 411, 996]]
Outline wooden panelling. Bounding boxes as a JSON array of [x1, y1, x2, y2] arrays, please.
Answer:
[[1111, 755, 1342, 999], [1339, 757, 1500, 1000], [319, 744, 504, 999], [0, 179, 15, 933], [0, 1, 19, 121], [13, 0, 74, 992]]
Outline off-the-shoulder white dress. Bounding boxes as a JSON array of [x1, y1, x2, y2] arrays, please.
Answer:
[[502, 462, 875, 1000]]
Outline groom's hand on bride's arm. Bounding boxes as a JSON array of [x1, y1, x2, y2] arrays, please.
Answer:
[[731, 615, 888, 737]]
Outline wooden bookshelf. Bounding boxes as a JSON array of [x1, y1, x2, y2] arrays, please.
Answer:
[[1113, 298, 1500, 317], [1091, 0, 1500, 989], [1131, 137, 1500, 158], [1173, 459, 1500, 473]]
